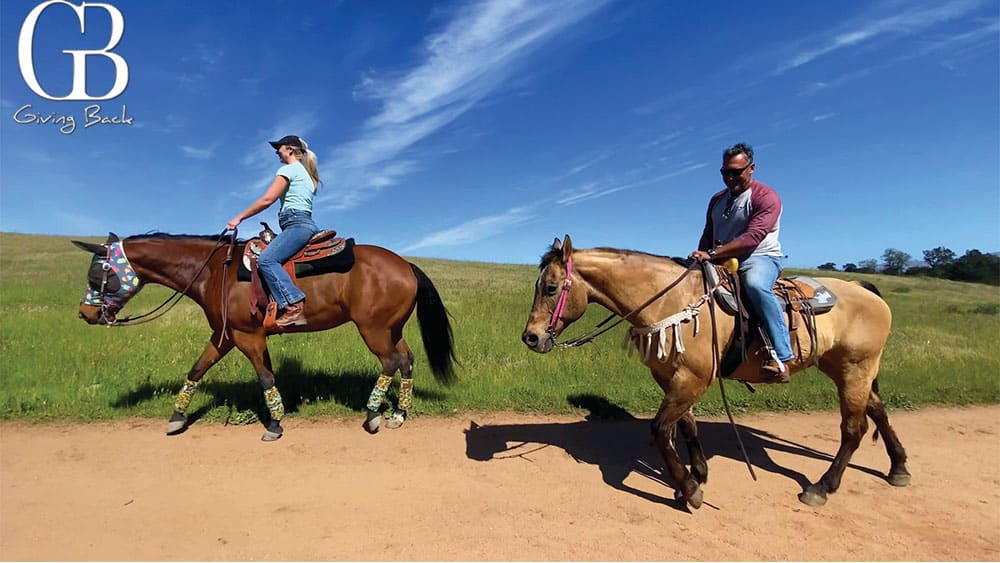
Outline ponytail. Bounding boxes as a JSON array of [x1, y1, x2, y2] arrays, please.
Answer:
[[296, 138, 321, 193]]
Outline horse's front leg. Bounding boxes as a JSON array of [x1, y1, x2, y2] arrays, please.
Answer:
[[167, 332, 233, 435], [231, 331, 285, 441], [656, 396, 703, 508], [650, 406, 708, 484]]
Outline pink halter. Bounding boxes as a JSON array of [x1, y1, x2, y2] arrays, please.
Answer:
[[547, 256, 573, 333]]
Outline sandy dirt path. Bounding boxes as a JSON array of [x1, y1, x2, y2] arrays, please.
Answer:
[[2, 405, 998, 561]]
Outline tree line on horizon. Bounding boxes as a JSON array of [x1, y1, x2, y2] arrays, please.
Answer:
[[816, 247, 1000, 286]]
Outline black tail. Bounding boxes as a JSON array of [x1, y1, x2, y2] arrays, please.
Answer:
[[410, 263, 457, 385], [854, 280, 884, 299]]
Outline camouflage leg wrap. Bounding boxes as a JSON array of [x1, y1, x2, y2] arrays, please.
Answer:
[[263, 387, 284, 421], [174, 379, 200, 414], [366, 374, 393, 412], [398, 378, 413, 411]]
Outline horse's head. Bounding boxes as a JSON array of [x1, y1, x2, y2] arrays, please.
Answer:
[[522, 234, 588, 353], [71, 233, 144, 325]]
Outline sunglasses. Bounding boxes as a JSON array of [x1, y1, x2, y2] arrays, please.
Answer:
[[720, 163, 752, 177]]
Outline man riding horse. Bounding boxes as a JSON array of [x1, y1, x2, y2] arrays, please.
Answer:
[[688, 142, 793, 382]]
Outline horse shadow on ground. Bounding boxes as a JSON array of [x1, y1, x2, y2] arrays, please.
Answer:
[[112, 357, 444, 429], [464, 393, 887, 512]]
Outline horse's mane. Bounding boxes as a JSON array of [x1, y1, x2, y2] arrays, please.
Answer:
[[539, 245, 688, 269], [127, 232, 240, 244]]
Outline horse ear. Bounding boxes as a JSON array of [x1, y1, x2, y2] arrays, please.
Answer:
[[107, 232, 120, 243], [71, 240, 105, 255], [551, 237, 562, 252], [561, 234, 574, 261]]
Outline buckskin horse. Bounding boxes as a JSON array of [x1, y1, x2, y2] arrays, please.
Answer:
[[520, 235, 910, 508], [73, 232, 456, 441]]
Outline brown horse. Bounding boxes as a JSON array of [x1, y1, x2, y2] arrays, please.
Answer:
[[521, 235, 910, 508], [73, 232, 456, 441]]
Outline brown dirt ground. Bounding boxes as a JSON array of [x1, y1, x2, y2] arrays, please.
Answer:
[[1, 405, 998, 561]]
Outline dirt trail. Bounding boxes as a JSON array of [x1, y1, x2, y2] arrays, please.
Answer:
[[2, 405, 998, 561]]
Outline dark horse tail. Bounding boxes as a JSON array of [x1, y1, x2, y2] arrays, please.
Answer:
[[410, 263, 457, 385]]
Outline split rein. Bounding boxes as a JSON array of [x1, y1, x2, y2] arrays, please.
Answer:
[[98, 229, 238, 342]]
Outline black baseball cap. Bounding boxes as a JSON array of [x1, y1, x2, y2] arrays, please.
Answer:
[[268, 135, 303, 149]]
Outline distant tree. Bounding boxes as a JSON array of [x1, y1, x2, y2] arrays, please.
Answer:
[[946, 249, 1000, 285], [923, 247, 956, 270], [905, 266, 932, 277], [842, 263, 859, 273], [881, 248, 912, 275], [857, 259, 878, 274], [817, 262, 838, 271]]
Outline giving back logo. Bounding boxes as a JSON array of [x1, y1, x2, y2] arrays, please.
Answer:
[[13, 0, 133, 134]]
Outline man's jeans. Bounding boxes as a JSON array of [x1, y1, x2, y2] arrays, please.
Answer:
[[258, 209, 318, 309], [739, 254, 794, 362]]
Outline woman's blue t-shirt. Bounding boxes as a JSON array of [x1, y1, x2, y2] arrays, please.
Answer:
[[276, 161, 315, 212]]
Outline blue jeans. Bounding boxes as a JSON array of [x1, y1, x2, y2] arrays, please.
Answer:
[[258, 209, 317, 309], [739, 254, 794, 362]]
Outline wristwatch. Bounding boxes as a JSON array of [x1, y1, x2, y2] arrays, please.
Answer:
[[706, 247, 717, 258]]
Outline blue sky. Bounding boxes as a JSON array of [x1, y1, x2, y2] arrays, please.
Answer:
[[1, 0, 997, 268]]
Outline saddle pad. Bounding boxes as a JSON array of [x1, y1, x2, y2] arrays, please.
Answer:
[[238, 238, 356, 282], [785, 276, 837, 314]]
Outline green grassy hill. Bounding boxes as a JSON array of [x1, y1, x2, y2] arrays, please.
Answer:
[[1, 232, 997, 423]]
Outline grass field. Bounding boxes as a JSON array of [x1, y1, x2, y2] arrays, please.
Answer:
[[1, 232, 997, 424]]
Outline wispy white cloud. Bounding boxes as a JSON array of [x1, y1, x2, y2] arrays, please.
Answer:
[[555, 162, 707, 206], [796, 16, 997, 97], [401, 206, 535, 252], [180, 145, 215, 159], [813, 113, 836, 122], [774, 0, 985, 75], [323, 0, 611, 211]]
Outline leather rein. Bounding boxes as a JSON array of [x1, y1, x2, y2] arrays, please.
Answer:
[[550, 259, 699, 349]]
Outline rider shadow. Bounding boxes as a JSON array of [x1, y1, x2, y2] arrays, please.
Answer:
[[112, 357, 445, 428], [464, 393, 885, 512]]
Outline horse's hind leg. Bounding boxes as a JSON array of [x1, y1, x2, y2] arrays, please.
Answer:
[[384, 339, 415, 430], [167, 332, 234, 435], [799, 368, 872, 506], [867, 388, 911, 486], [359, 326, 409, 434]]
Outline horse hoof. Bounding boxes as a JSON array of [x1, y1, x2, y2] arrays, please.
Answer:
[[363, 411, 381, 434], [261, 421, 283, 442], [678, 480, 703, 509], [798, 488, 828, 507], [384, 410, 406, 429], [686, 487, 704, 509], [888, 471, 911, 487], [166, 415, 187, 435]]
